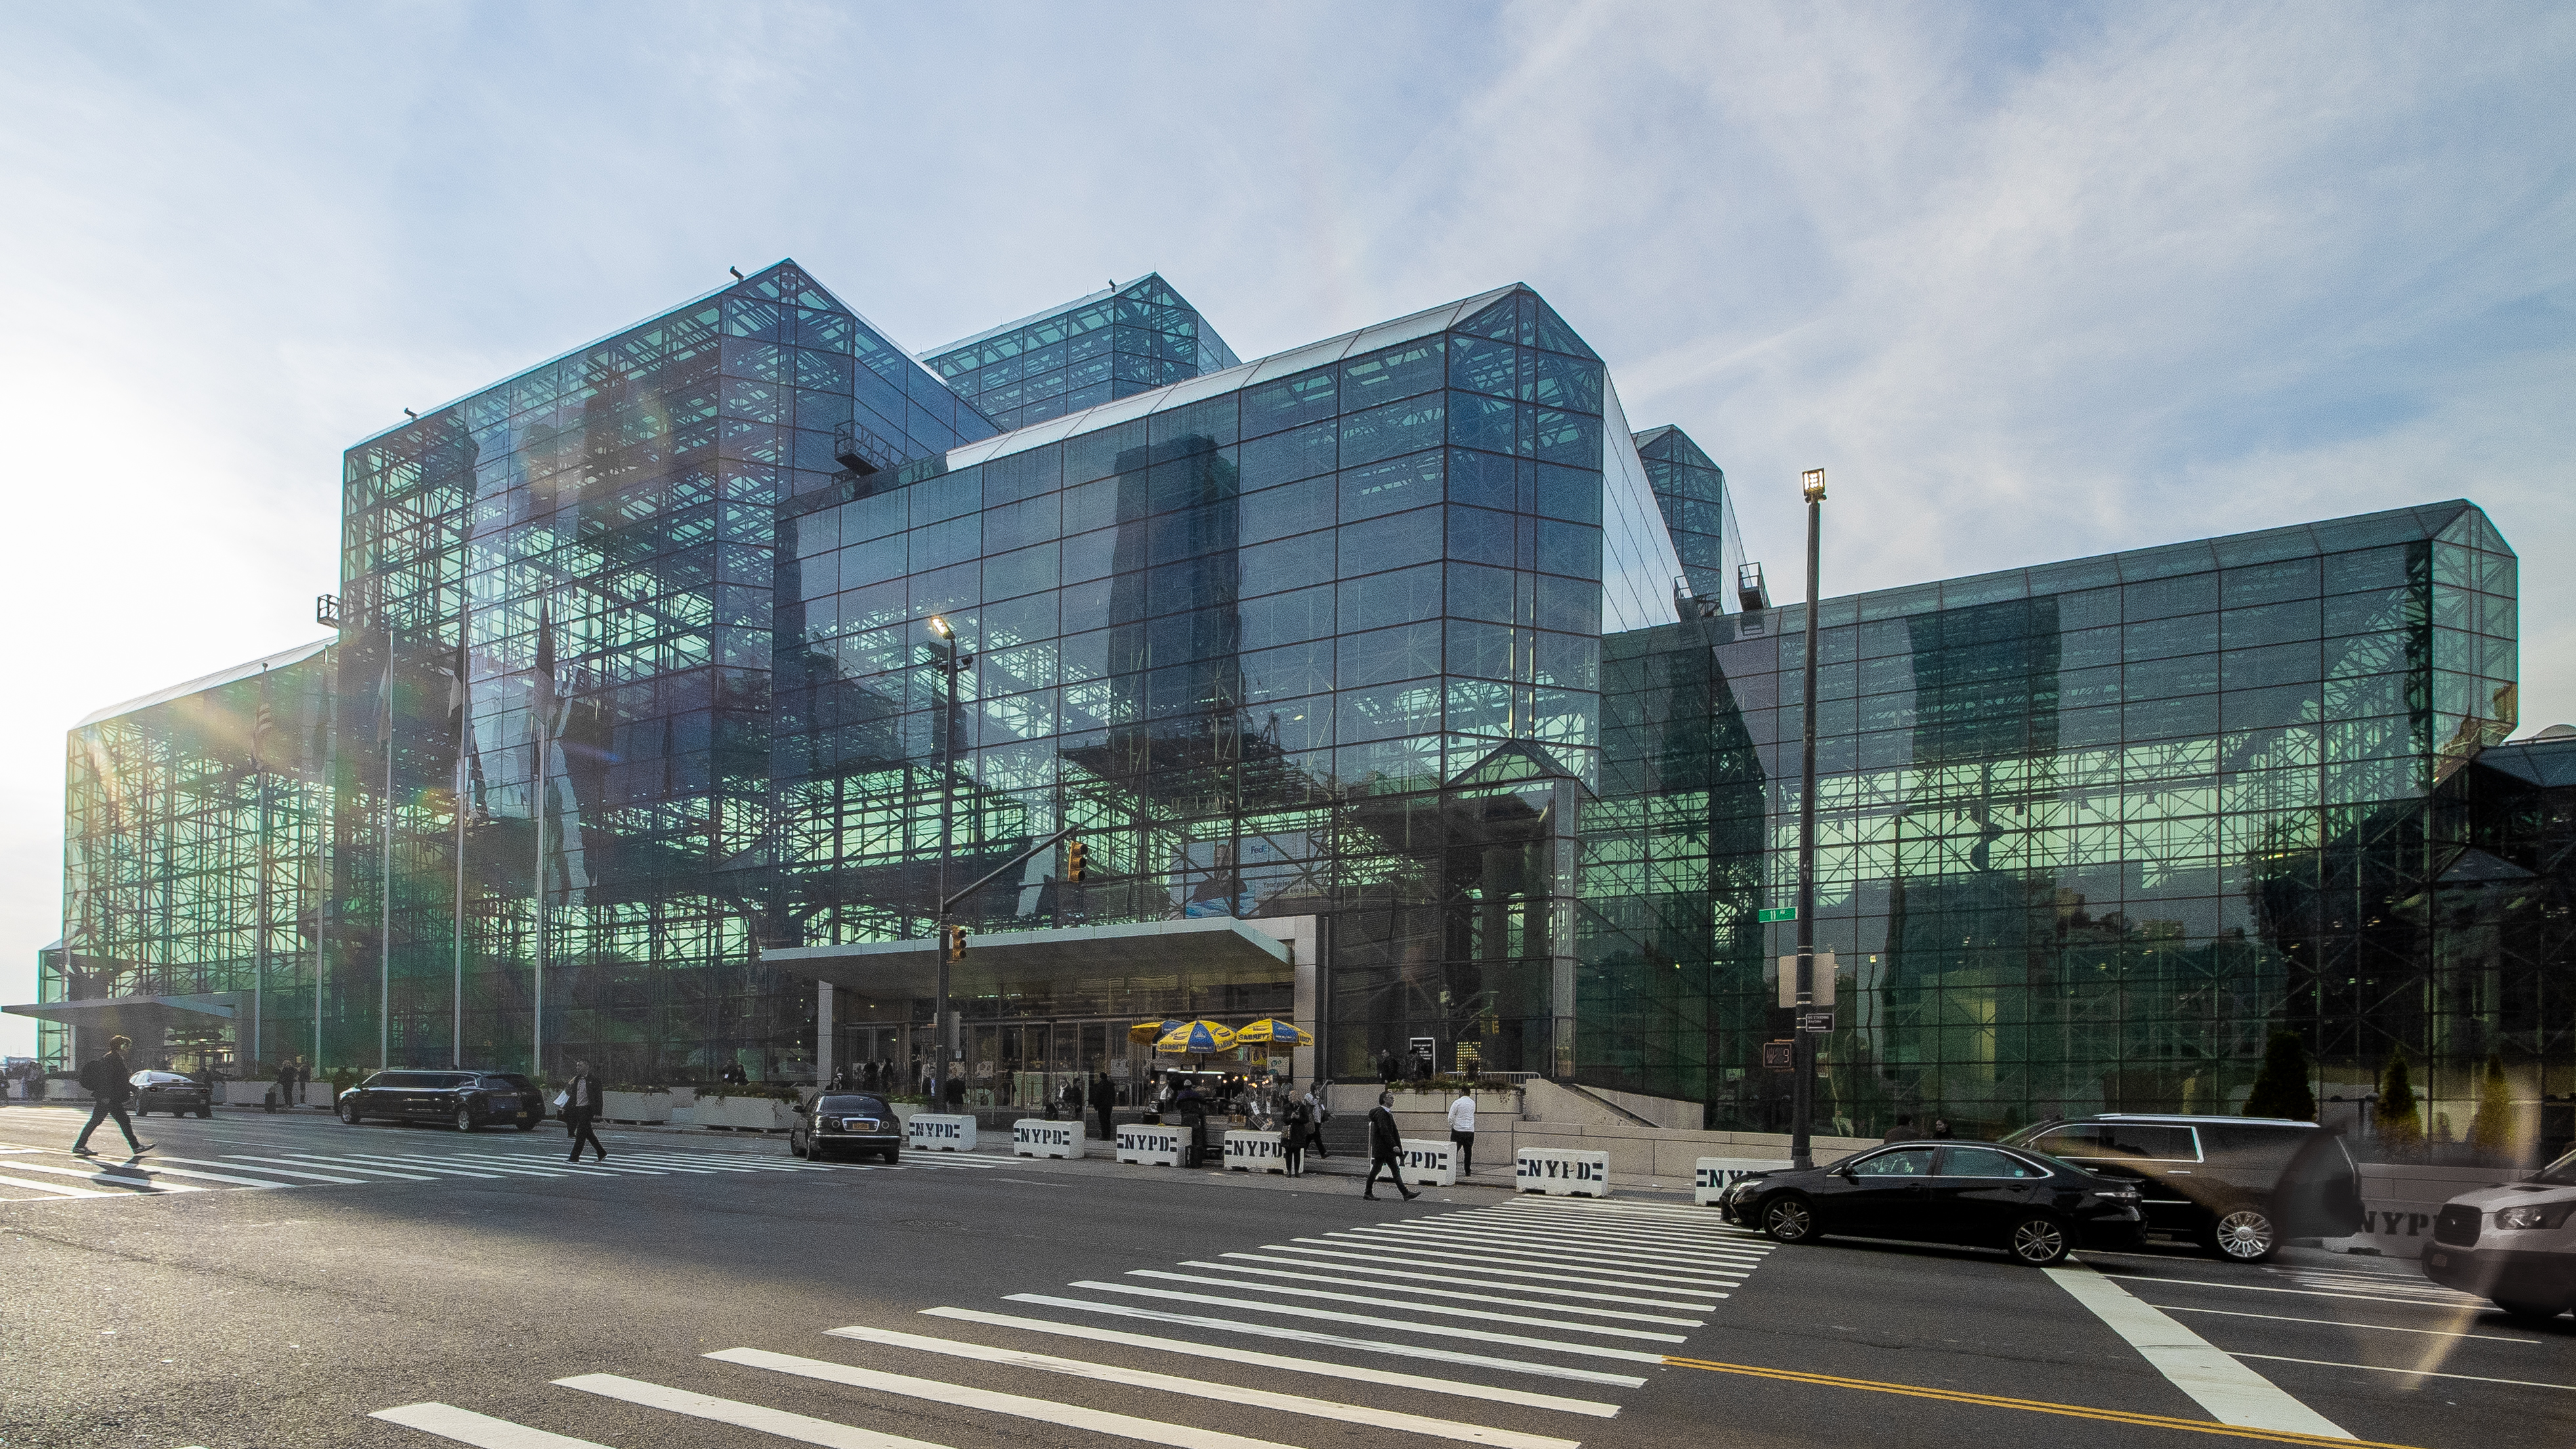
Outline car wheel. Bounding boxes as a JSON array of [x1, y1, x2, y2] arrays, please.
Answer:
[[2205, 1208, 2277, 1263], [1761, 1195, 1818, 1244], [196, 1107, 211, 1119], [339, 1099, 364, 1125], [2491, 1297, 2569, 1322], [454, 1106, 476, 1132], [881, 1147, 900, 1165], [515, 1119, 536, 1131], [2008, 1215, 2072, 1266]]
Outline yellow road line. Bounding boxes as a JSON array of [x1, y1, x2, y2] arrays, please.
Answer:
[[1661, 1356, 2424, 1449]]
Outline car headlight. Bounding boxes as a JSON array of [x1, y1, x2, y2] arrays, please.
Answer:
[[2495, 1203, 2575, 1231]]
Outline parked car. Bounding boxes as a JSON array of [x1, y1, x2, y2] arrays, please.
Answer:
[[1720, 1141, 2143, 1265], [2422, 1146, 2576, 1322], [128, 1070, 212, 1119], [337, 1070, 543, 1131], [2000, 1114, 2363, 1262], [790, 1092, 901, 1163]]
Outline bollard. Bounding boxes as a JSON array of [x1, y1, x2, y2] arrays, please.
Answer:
[[1514, 1147, 1611, 1197], [1011, 1119, 1084, 1159]]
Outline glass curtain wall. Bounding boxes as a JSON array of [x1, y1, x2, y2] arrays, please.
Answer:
[[1633, 426, 1744, 604], [922, 275, 1242, 433]]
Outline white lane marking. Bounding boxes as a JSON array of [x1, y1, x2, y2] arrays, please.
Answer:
[[1320, 1231, 1746, 1288], [291, 1154, 512, 1179], [370, 1401, 616, 1447], [2162, 1305, 2541, 1343], [1003, 1294, 1647, 1387], [149, 1154, 366, 1185], [1064, 1280, 1670, 1363], [93, 1161, 293, 1188], [7, 1161, 201, 1192], [709, 1347, 1316, 1449], [2226, 1353, 2576, 1391], [918, 1307, 1620, 1417], [825, 1322, 1580, 1449], [1364, 1223, 1766, 1271], [1131, 1269, 1685, 1341], [224, 1154, 436, 1181], [2107, 1274, 2504, 1311], [2046, 1263, 2352, 1438], [1257, 1244, 1721, 1307], [0, 1171, 114, 1198], [554, 1374, 948, 1448], [1192, 1258, 1703, 1325]]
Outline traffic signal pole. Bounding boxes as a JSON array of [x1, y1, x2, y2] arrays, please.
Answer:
[[1791, 469, 1826, 1170]]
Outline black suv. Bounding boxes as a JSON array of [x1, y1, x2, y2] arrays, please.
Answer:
[[2003, 1114, 2363, 1261], [337, 1071, 544, 1131], [129, 1071, 213, 1118]]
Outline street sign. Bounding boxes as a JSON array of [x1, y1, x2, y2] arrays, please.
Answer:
[[1757, 906, 1796, 923], [1798, 1010, 1836, 1034], [1775, 952, 1837, 1007]]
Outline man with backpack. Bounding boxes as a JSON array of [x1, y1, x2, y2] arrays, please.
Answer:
[[72, 1034, 149, 1158]]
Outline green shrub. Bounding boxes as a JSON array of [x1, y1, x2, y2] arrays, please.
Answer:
[[2241, 1031, 2316, 1121], [2377, 1049, 2422, 1156], [2467, 1052, 2514, 1162]]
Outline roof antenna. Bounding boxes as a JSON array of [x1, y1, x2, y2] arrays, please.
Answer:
[[402, 408, 417, 419], [729, 266, 745, 280]]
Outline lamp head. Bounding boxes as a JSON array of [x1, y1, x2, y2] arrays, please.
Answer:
[[926, 614, 952, 640], [1802, 469, 1827, 503]]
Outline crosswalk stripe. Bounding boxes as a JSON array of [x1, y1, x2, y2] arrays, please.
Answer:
[[1456, 1213, 1770, 1253], [0, 1171, 115, 1198], [1359, 1227, 1762, 1274], [1129, 1269, 1685, 1342], [555, 1373, 951, 1449], [91, 1161, 290, 1188], [1003, 1294, 1647, 1387], [149, 1154, 368, 1185], [704, 1349, 1310, 1449], [225, 1154, 438, 1181], [1313, 1232, 1743, 1289], [1064, 1280, 1670, 1364], [1190, 1259, 1703, 1326], [918, 1308, 1621, 1417], [296, 1154, 513, 1179], [819, 1324, 1582, 1449], [1382, 1216, 1768, 1258], [1502, 1201, 1751, 1232], [458, 1156, 677, 1176], [591, 1154, 769, 1173], [6, 1161, 201, 1192], [1254, 1244, 1720, 1309], [370, 1401, 614, 1448]]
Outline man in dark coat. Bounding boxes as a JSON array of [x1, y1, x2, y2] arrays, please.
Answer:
[[1378, 1050, 1400, 1085], [561, 1060, 607, 1162], [1088, 1071, 1116, 1144], [72, 1035, 148, 1158], [1362, 1089, 1417, 1201]]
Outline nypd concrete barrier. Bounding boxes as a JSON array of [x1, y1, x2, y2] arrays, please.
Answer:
[[1399, 1138, 1458, 1187], [906, 1113, 977, 1153], [1516, 1146, 1611, 1197], [1694, 1156, 1792, 1206], [1116, 1122, 1185, 1167], [1011, 1119, 1084, 1159], [1223, 1130, 1289, 1174]]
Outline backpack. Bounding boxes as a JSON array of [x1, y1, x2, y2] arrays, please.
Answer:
[[78, 1057, 114, 1093]]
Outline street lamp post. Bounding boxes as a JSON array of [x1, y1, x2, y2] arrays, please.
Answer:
[[1790, 468, 1826, 1170], [927, 616, 974, 1101]]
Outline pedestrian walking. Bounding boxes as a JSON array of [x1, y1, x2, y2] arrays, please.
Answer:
[[274, 1057, 296, 1114], [1881, 1114, 1920, 1143], [1446, 1084, 1477, 1176], [1362, 1090, 1417, 1201], [1280, 1085, 1311, 1177], [72, 1035, 149, 1158], [560, 1060, 607, 1162], [293, 1055, 312, 1107], [1301, 1084, 1330, 1158]]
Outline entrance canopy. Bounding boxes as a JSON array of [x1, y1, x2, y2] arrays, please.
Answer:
[[761, 917, 1296, 1007], [4, 992, 239, 1036]]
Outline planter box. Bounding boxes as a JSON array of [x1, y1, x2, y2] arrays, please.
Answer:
[[907, 1113, 977, 1152], [696, 1095, 794, 1132], [1117, 1123, 1186, 1166], [602, 1091, 671, 1124], [1516, 1146, 1611, 1197], [1012, 1120, 1084, 1159], [1399, 1137, 1458, 1186], [1225, 1130, 1289, 1174], [1694, 1156, 1790, 1206]]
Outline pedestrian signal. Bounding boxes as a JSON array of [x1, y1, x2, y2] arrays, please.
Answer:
[[1065, 838, 1087, 883]]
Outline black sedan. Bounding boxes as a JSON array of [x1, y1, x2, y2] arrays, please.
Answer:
[[129, 1071, 212, 1118], [337, 1071, 544, 1131], [790, 1092, 901, 1163], [1721, 1141, 2143, 1265]]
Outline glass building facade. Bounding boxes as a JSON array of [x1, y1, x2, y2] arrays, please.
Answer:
[[36, 261, 2565, 1147], [921, 274, 1240, 433]]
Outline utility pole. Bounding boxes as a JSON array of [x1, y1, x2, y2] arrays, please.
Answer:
[[927, 616, 975, 1103], [1791, 468, 1827, 1170]]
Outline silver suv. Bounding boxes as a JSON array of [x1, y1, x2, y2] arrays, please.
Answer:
[[2422, 1147, 2576, 1322]]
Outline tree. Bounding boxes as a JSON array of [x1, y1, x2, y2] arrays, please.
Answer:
[[2467, 1051, 2516, 1163], [2241, 1030, 2316, 1121], [2377, 1049, 2422, 1156]]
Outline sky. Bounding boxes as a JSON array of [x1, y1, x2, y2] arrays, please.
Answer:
[[1, 2, 2569, 1054]]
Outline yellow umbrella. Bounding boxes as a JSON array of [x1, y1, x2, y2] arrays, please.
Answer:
[[1154, 1020, 1240, 1055], [1128, 1018, 1185, 1043], [1232, 1018, 1311, 1046]]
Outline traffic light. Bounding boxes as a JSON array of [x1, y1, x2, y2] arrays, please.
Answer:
[[941, 925, 967, 961], [1065, 837, 1087, 883]]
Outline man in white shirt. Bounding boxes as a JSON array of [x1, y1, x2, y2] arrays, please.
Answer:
[[1446, 1087, 1476, 1176]]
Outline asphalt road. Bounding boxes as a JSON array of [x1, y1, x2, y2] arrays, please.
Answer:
[[1, 1104, 2567, 1449]]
